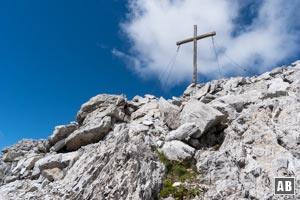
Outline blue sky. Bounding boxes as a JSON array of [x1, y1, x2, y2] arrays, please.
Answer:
[[0, 0, 187, 150], [0, 0, 299, 150]]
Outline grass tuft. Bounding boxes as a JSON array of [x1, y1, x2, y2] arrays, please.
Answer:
[[155, 149, 201, 199]]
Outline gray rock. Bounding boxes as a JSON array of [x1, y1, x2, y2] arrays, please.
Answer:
[[180, 100, 224, 136], [65, 115, 112, 151], [41, 168, 64, 182], [77, 94, 125, 124], [2, 63, 300, 200], [165, 123, 200, 141], [50, 139, 66, 152], [131, 100, 159, 120], [264, 77, 289, 98], [48, 122, 77, 146], [142, 120, 154, 126], [2, 139, 48, 162], [158, 97, 181, 130], [187, 138, 201, 149], [32, 152, 79, 178], [161, 140, 195, 161]]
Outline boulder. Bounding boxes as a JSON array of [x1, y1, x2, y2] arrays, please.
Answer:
[[66, 116, 112, 151], [48, 122, 78, 146], [165, 123, 200, 141], [161, 140, 195, 161], [77, 94, 126, 124], [180, 100, 224, 136], [158, 97, 180, 130], [50, 139, 66, 152], [193, 83, 210, 99]]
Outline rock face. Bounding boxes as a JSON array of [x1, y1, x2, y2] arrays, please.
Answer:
[[1, 61, 300, 199]]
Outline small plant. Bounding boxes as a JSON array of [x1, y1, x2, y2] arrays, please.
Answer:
[[155, 149, 201, 199]]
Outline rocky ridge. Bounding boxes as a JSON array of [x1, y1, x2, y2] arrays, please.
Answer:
[[0, 60, 300, 199]]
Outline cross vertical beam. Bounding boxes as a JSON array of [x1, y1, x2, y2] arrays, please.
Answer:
[[176, 26, 216, 85], [193, 25, 197, 85]]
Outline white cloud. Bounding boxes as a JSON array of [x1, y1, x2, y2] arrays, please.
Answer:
[[117, 0, 300, 87]]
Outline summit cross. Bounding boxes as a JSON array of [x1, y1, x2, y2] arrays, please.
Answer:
[[176, 25, 216, 85]]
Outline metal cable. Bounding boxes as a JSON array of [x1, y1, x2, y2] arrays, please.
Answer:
[[213, 38, 257, 76], [211, 36, 224, 78], [162, 45, 180, 88], [150, 46, 181, 94]]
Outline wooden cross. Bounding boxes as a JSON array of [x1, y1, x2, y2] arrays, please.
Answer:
[[176, 25, 216, 85]]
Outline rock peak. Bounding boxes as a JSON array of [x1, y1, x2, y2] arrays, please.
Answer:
[[1, 60, 300, 199]]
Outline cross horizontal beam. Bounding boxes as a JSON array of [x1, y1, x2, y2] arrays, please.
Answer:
[[176, 31, 216, 46]]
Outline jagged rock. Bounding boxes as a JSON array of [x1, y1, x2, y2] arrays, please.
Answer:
[[199, 93, 215, 103], [1, 62, 300, 200], [211, 89, 262, 114], [2, 139, 48, 162], [11, 155, 42, 175], [76, 94, 126, 124], [222, 77, 246, 92], [193, 83, 210, 99], [41, 168, 64, 182], [65, 115, 112, 151], [2, 151, 23, 162], [171, 96, 182, 107], [161, 140, 195, 161], [131, 99, 159, 120], [158, 97, 181, 130], [50, 139, 66, 152], [264, 77, 289, 98], [32, 152, 79, 179], [165, 123, 200, 141], [48, 122, 78, 146], [180, 100, 224, 136]]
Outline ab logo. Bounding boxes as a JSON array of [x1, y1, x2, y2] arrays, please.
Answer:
[[275, 177, 295, 195]]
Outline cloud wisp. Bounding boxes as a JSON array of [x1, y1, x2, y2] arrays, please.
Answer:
[[116, 0, 300, 87]]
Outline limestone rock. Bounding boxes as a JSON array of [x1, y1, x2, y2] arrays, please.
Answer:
[[158, 97, 181, 130], [41, 168, 64, 182], [265, 77, 290, 98], [180, 100, 224, 136], [65, 115, 112, 151], [32, 152, 79, 178], [77, 94, 125, 124], [131, 99, 159, 121], [161, 140, 195, 161], [50, 139, 66, 152], [1, 61, 300, 200], [165, 123, 200, 141], [48, 122, 78, 146], [2, 139, 48, 162]]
